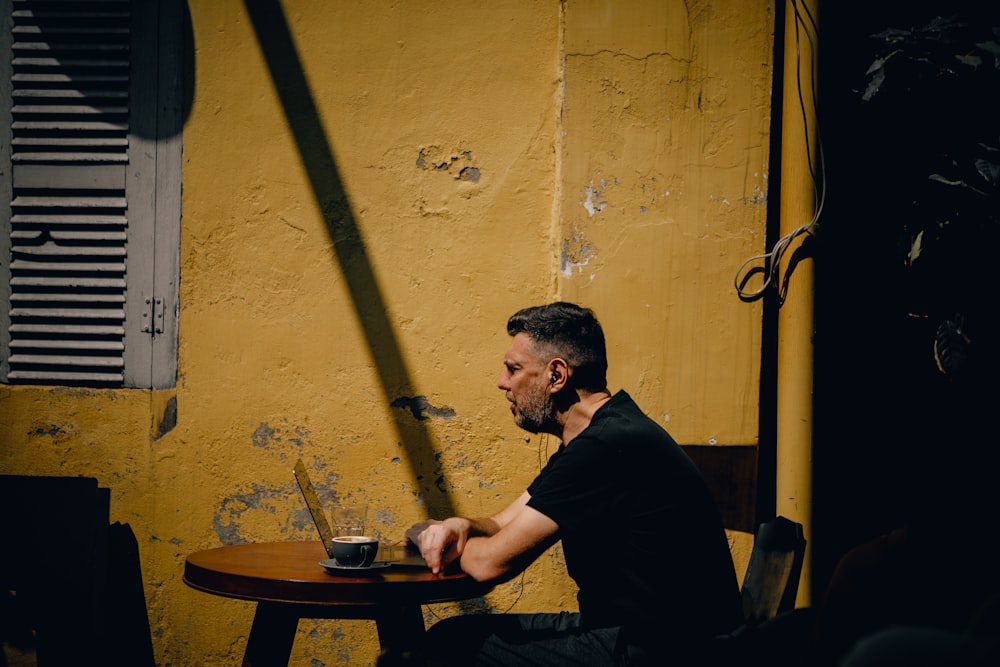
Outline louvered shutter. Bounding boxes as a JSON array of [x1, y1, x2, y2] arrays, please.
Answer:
[[1, 0, 181, 388]]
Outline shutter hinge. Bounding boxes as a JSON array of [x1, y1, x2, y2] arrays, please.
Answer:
[[142, 296, 165, 336]]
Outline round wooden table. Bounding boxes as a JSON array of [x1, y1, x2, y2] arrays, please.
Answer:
[[184, 541, 492, 666]]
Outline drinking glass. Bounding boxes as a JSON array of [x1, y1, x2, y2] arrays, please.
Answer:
[[331, 504, 367, 537]]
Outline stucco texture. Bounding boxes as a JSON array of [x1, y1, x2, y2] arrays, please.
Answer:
[[0, 1, 772, 665]]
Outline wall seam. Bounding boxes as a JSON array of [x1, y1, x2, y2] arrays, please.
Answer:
[[548, 0, 567, 301]]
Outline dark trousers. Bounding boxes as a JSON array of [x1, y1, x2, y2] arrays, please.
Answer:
[[417, 611, 641, 667]]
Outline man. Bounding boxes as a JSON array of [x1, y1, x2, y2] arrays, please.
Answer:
[[405, 302, 742, 666]]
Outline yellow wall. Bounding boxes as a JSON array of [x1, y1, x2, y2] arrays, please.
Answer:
[[0, 1, 773, 664]]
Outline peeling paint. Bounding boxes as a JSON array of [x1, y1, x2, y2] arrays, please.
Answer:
[[560, 234, 596, 276], [373, 507, 397, 528], [26, 422, 75, 444], [250, 421, 314, 459], [213, 481, 300, 545], [581, 182, 608, 216], [251, 423, 277, 448], [747, 182, 767, 204], [415, 147, 480, 181], [28, 423, 68, 439]]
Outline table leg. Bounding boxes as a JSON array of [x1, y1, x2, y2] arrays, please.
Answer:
[[242, 602, 299, 667], [374, 604, 426, 654]]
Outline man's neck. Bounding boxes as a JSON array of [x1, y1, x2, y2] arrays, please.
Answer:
[[559, 389, 613, 444]]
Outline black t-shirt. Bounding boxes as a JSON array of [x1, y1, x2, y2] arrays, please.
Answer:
[[526, 390, 742, 645]]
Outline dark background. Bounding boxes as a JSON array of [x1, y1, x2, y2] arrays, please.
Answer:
[[810, 0, 1000, 608]]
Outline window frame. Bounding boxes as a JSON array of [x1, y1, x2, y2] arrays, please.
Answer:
[[0, 0, 182, 389]]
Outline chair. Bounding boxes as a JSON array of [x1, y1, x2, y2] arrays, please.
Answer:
[[706, 516, 810, 666], [0, 476, 155, 666], [739, 515, 807, 625]]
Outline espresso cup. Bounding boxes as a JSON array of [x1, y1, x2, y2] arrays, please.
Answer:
[[331, 535, 379, 568]]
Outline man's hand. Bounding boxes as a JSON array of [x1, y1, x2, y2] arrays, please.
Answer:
[[405, 517, 471, 575], [404, 519, 441, 550], [401, 495, 557, 583]]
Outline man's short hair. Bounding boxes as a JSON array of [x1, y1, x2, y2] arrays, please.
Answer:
[[506, 302, 608, 391]]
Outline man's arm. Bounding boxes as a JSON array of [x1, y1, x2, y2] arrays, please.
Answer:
[[406, 491, 560, 581], [459, 499, 559, 582]]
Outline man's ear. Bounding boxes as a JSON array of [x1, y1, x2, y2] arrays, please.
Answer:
[[547, 359, 569, 390]]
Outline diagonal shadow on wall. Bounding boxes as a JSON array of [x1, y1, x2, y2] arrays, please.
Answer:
[[243, 0, 455, 518]]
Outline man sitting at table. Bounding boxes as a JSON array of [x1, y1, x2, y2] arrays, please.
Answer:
[[404, 302, 742, 666]]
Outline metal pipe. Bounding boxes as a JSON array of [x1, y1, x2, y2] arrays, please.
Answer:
[[776, 0, 819, 606]]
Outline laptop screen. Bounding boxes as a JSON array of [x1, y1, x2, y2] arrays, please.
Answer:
[[293, 458, 426, 566]]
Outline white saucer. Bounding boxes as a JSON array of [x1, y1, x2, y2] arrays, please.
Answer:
[[319, 559, 391, 574]]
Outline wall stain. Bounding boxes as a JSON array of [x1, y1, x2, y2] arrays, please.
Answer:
[[26, 422, 75, 443], [251, 423, 277, 448], [154, 396, 178, 441], [215, 422, 343, 545], [373, 507, 396, 530], [213, 481, 323, 545], [28, 424, 65, 438], [390, 396, 456, 421], [251, 420, 314, 460]]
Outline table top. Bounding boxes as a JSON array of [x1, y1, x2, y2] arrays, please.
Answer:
[[184, 540, 492, 607]]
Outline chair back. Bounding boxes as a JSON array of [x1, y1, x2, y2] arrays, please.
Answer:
[[740, 515, 806, 625]]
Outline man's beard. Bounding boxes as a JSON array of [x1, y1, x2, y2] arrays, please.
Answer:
[[514, 389, 559, 434]]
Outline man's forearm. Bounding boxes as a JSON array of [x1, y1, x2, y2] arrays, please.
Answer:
[[458, 516, 502, 538]]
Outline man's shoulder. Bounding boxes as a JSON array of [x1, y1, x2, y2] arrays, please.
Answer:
[[592, 391, 674, 438]]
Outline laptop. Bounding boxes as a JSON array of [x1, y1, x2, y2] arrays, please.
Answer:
[[293, 458, 426, 566]]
